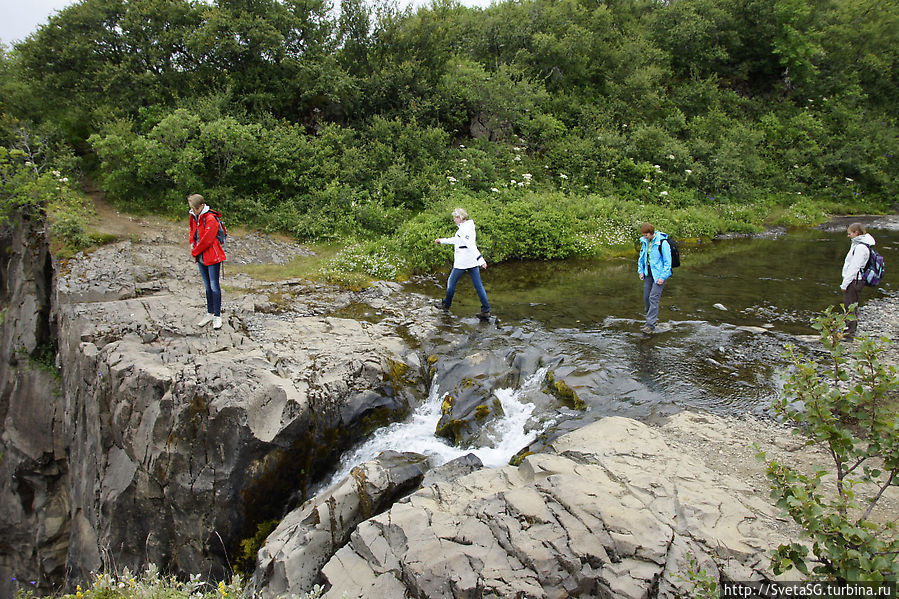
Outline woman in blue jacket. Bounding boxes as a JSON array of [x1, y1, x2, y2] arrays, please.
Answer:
[[637, 222, 672, 334]]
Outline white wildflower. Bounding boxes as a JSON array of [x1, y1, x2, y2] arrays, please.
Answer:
[[667, 154, 675, 160], [491, 187, 500, 193], [447, 176, 457, 184], [845, 177, 854, 182], [25, 161, 33, 167], [460, 158, 468, 163], [685, 169, 692, 175], [512, 146, 522, 152], [522, 173, 532, 180], [511, 179, 517, 185], [514, 155, 521, 161], [459, 144, 465, 148], [559, 173, 568, 179], [659, 191, 668, 196], [643, 178, 651, 184]]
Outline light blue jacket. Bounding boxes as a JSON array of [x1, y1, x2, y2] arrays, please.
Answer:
[[638, 232, 672, 282]]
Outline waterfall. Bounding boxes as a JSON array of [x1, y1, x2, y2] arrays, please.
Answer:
[[315, 366, 550, 493]]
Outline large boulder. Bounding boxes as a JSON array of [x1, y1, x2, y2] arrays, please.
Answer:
[[317, 416, 797, 599]]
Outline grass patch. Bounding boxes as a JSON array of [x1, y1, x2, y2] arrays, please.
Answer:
[[228, 244, 341, 282]]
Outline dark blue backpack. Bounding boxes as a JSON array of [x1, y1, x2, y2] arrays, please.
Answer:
[[860, 243, 884, 286]]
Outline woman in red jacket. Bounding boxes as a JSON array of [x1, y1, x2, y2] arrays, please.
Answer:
[[188, 194, 227, 329]]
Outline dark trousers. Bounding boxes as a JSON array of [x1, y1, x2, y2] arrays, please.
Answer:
[[842, 279, 864, 336]]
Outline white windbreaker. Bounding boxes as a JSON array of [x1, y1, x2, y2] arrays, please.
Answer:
[[437, 219, 487, 269], [841, 233, 875, 290]]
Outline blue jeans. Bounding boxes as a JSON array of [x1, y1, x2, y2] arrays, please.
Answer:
[[197, 261, 222, 316], [443, 267, 490, 313], [643, 276, 664, 330]]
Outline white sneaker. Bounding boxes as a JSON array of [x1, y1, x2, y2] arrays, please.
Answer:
[[213, 316, 223, 330], [197, 314, 214, 327]]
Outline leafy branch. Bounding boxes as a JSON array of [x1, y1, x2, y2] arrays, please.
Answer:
[[762, 305, 899, 581]]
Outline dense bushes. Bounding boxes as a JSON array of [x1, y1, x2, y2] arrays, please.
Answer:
[[2, 0, 897, 279]]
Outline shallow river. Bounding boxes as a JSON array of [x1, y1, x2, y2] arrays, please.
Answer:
[[322, 216, 899, 486]]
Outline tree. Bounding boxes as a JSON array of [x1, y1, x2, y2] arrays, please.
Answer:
[[763, 306, 899, 581], [16, 0, 204, 142]]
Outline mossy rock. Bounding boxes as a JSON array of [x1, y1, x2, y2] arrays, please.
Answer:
[[441, 394, 455, 415], [554, 380, 586, 410], [434, 418, 467, 445], [509, 450, 533, 467], [427, 354, 439, 378], [385, 358, 410, 393], [545, 371, 586, 410], [234, 519, 280, 575], [474, 404, 490, 420], [351, 466, 373, 519]]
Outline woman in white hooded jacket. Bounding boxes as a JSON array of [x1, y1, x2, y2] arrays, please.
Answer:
[[434, 208, 490, 318], [840, 222, 876, 339]]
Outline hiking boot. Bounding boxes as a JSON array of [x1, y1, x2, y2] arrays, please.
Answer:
[[213, 316, 223, 330], [197, 313, 214, 327], [477, 310, 491, 320], [434, 301, 449, 310], [641, 325, 654, 334]]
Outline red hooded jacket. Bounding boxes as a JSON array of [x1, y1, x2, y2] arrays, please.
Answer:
[[189, 208, 227, 266]]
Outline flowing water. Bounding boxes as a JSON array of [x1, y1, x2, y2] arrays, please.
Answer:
[[321, 216, 899, 488]]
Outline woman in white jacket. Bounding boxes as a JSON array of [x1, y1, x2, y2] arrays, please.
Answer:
[[434, 208, 491, 318], [840, 222, 876, 339]]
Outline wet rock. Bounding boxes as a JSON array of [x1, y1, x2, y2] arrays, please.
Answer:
[[713, 303, 728, 311], [419, 453, 483, 489], [250, 451, 428, 599], [736, 326, 770, 334], [432, 347, 550, 447]]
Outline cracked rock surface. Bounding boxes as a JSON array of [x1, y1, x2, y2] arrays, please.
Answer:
[[316, 416, 799, 599]]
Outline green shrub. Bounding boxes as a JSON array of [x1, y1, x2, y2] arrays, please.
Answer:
[[762, 307, 899, 581]]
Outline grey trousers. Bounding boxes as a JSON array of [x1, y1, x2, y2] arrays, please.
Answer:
[[643, 277, 665, 330]]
